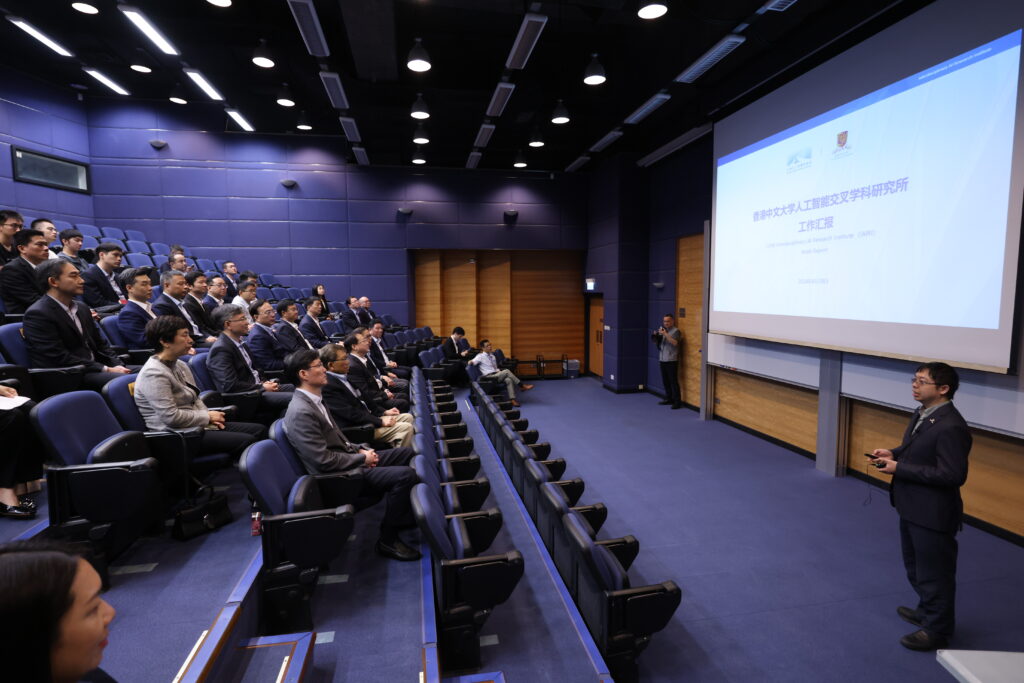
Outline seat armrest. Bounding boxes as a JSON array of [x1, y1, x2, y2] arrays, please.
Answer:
[[126, 348, 155, 365], [439, 477, 490, 512], [47, 458, 160, 525], [341, 423, 375, 443], [446, 507, 502, 554], [538, 457, 565, 480], [261, 505, 355, 569], [88, 431, 149, 465], [220, 390, 260, 420], [437, 437, 474, 460], [552, 478, 585, 506], [596, 535, 640, 570], [572, 503, 608, 535], [529, 442, 552, 459], [27, 365, 87, 398], [439, 453, 480, 480], [615, 580, 682, 636], [441, 550, 525, 610]]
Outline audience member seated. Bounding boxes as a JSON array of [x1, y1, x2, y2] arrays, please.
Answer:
[[273, 299, 314, 353], [282, 349, 419, 561], [311, 283, 331, 320], [358, 296, 378, 323], [231, 281, 257, 325], [24, 260, 133, 390], [238, 270, 259, 287], [440, 326, 471, 386], [158, 252, 190, 276], [30, 218, 61, 261], [367, 319, 411, 380], [220, 261, 240, 300], [57, 229, 89, 271], [153, 270, 217, 347], [0, 540, 117, 682], [0, 228, 48, 314], [203, 274, 228, 314], [116, 267, 157, 349], [207, 304, 293, 421], [350, 325, 409, 397], [340, 295, 365, 331], [81, 243, 126, 314], [134, 316, 265, 461], [0, 210, 21, 267], [246, 299, 289, 372], [183, 271, 219, 338], [319, 343, 414, 448], [299, 296, 330, 348], [0, 383, 43, 518], [468, 339, 533, 406], [344, 332, 409, 412]]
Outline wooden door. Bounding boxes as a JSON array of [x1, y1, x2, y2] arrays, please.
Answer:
[[587, 295, 604, 377], [676, 235, 704, 407]]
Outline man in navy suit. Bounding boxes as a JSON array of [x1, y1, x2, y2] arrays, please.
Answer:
[[116, 267, 157, 348], [153, 270, 217, 347], [207, 304, 293, 422], [344, 332, 408, 413], [870, 362, 971, 652], [273, 299, 314, 353], [246, 299, 289, 372], [299, 297, 330, 348], [220, 261, 240, 301], [0, 229, 48, 314], [23, 260, 132, 390], [183, 271, 218, 338], [339, 296, 364, 332], [81, 243, 126, 313], [203, 275, 228, 314], [367, 319, 411, 380]]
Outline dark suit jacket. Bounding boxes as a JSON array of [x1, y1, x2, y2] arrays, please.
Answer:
[[299, 314, 329, 348], [202, 295, 223, 316], [368, 336, 391, 372], [184, 294, 218, 337], [81, 264, 123, 309], [23, 295, 121, 372], [273, 321, 313, 354], [153, 293, 205, 340], [340, 309, 361, 333], [246, 324, 288, 372], [322, 373, 384, 428], [441, 337, 466, 362], [345, 353, 388, 409], [116, 300, 156, 349], [0, 257, 43, 314], [222, 275, 239, 302], [283, 389, 367, 475], [890, 402, 971, 533], [207, 334, 265, 393]]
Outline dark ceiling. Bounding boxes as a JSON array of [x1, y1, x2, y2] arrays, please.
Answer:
[[0, 0, 933, 172]]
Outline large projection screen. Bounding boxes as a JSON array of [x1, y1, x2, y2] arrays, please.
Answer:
[[710, 0, 1024, 373]]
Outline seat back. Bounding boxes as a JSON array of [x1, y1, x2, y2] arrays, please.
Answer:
[[125, 253, 155, 268], [125, 229, 148, 242], [31, 391, 125, 465], [270, 287, 289, 301], [0, 323, 30, 366], [101, 374, 147, 431], [410, 483, 456, 559], [101, 227, 127, 240], [383, 332, 398, 349], [196, 258, 216, 272], [100, 316, 127, 348], [565, 511, 629, 592], [152, 254, 169, 269], [150, 285, 162, 302], [189, 352, 216, 391], [287, 287, 304, 300], [239, 440, 298, 515], [259, 273, 280, 287], [256, 287, 273, 300], [150, 242, 171, 256], [81, 235, 100, 250], [75, 223, 101, 237], [269, 419, 306, 477], [126, 240, 150, 254], [101, 238, 127, 252], [321, 320, 340, 337]]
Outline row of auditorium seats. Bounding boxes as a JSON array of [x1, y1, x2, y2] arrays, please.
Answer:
[[471, 381, 681, 683]]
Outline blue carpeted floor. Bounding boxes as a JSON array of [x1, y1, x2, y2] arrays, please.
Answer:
[[508, 377, 1024, 683]]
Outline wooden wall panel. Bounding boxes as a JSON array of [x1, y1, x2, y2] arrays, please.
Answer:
[[441, 251, 478, 343], [714, 369, 818, 453], [676, 234, 704, 407], [413, 250, 441, 331], [847, 401, 1024, 537], [477, 251, 512, 354], [511, 251, 585, 367]]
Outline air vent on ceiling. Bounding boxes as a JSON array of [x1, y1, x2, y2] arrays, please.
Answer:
[[624, 92, 671, 125], [286, 0, 329, 57], [589, 129, 623, 153], [319, 71, 349, 110], [486, 82, 516, 117], [565, 156, 591, 172], [675, 35, 746, 83], [761, 0, 800, 12], [351, 146, 369, 166], [474, 123, 496, 148], [338, 116, 360, 142], [466, 151, 482, 169], [506, 13, 548, 70]]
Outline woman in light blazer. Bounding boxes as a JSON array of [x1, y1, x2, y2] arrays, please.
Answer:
[[134, 316, 265, 461]]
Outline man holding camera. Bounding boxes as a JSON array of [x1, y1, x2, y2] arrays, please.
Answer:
[[652, 314, 682, 409]]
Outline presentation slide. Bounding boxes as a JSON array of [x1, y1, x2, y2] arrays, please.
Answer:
[[714, 31, 1020, 329]]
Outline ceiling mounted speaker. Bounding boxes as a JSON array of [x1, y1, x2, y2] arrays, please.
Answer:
[[504, 209, 519, 219], [149, 139, 168, 149], [280, 178, 297, 188], [397, 207, 414, 216]]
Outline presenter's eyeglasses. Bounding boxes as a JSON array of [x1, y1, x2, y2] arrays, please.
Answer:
[[910, 376, 937, 386]]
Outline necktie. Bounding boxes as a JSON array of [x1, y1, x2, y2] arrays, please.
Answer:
[[177, 300, 200, 335]]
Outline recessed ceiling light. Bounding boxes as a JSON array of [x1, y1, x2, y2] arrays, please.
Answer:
[[406, 37, 431, 72], [207, 0, 232, 7], [130, 64, 152, 73], [252, 39, 274, 68], [71, 3, 99, 14], [637, 1, 668, 19]]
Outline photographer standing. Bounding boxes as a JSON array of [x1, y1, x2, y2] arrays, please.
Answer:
[[652, 314, 682, 409]]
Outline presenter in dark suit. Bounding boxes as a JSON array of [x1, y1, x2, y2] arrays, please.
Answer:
[[116, 267, 158, 348], [23, 260, 132, 390], [273, 300, 315, 353], [80, 243, 125, 313], [207, 304, 293, 422], [0, 229, 48, 314], [869, 361, 971, 652], [246, 299, 289, 372], [299, 298, 331, 348], [282, 349, 419, 561]]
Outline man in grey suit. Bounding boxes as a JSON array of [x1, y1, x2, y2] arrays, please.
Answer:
[[282, 349, 420, 561]]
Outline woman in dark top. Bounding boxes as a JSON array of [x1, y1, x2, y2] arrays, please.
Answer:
[[0, 540, 117, 682], [312, 283, 332, 320]]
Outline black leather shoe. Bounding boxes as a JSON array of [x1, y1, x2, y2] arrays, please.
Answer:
[[658, 400, 672, 405], [376, 538, 422, 562], [17, 497, 36, 510], [897, 606, 923, 628], [671, 403, 683, 409], [0, 502, 36, 519], [900, 629, 948, 651]]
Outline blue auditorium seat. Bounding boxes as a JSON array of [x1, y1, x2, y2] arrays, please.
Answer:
[[256, 286, 273, 301], [52, 219, 74, 233], [189, 351, 259, 418], [152, 254, 169, 268], [300, 287, 312, 298], [197, 258, 216, 272], [150, 242, 171, 256], [125, 253, 155, 268], [260, 273, 281, 287], [21, 215, 35, 229], [287, 287, 304, 300], [82, 235, 100, 249], [75, 223, 102, 238], [320, 320, 342, 340], [125, 229, 148, 242], [151, 285, 162, 302], [126, 239, 150, 254], [101, 227, 127, 240], [270, 287, 290, 302], [0, 322, 85, 397], [215, 259, 229, 271]]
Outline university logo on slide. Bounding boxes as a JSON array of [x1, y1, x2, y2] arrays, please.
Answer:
[[832, 130, 853, 158], [786, 146, 812, 173], [837, 130, 848, 148]]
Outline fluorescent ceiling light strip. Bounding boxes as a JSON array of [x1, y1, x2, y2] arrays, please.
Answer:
[[119, 5, 178, 55], [565, 156, 590, 172], [183, 69, 224, 100], [675, 35, 746, 83], [352, 146, 369, 165], [226, 109, 254, 132], [83, 68, 129, 95], [624, 92, 671, 124], [7, 17, 73, 56], [285, 0, 330, 57], [589, 129, 623, 153], [636, 122, 712, 167], [338, 116, 361, 142], [474, 123, 495, 148], [466, 151, 482, 169], [759, 0, 800, 12], [486, 83, 515, 117], [319, 71, 349, 109], [505, 13, 547, 69]]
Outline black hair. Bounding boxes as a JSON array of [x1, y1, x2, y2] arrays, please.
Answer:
[[452, 326, 465, 336], [916, 362, 960, 399], [13, 228, 43, 249], [36, 259, 73, 292], [30, 217, 54, 230], [276, 299, 296, 316], [370, 318, 385, 328], [169, 244, 185, 255], [0, 209, 23, 224], [59, 228, 83, 244], [249, 298, 270, 319], [342, 334, 360, 352], [239, 270, 258, 282], [118, 266, 152, 291], [145, 315, 190, 350], [0, 540, 82, 681], [304, 295, 321, 309], [95, 242, 123, 255], [313, 283, 326, 296], [284, 349, 320, 385], [346, 296, 358, 306], [184, 270, 206, 286], [238, 281, 257, 293], [479, 339, 490, 347], [211, 304, 243, 331]]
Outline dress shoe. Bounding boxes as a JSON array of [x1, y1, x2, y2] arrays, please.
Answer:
[[671, 403, 683, 409], [520, 384, 535, 392], [510, 399, 521, 407], [17, 496, 36, 510], [376, 538, 422, 562], [900, 629, 948, 651], [897, 606, 923, 628], [0, 502, 36, 519], [658, 400, 672, 405]]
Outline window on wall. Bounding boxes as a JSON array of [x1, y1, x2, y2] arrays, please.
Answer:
[[11, 147, 90, 194]]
